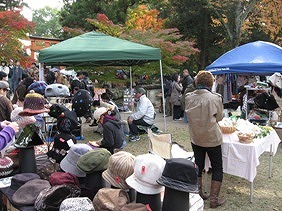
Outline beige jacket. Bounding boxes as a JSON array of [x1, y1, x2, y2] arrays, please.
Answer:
[[185, 89, 224, 147], [170, 81, 183, 106]]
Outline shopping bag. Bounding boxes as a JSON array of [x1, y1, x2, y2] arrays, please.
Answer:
[[15, 124, 44, 148]]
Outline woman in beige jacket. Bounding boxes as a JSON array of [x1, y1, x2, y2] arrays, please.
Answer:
[[185, 71, 226, 208]]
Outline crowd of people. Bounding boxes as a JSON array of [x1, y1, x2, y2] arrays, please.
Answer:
[[163, 69, 195, 121], [0, 59, 227, 210]]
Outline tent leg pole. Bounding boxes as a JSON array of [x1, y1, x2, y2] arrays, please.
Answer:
[[39, 63, 44, 81], [159, 60, 166, 132], [129, 67, 133, 112]]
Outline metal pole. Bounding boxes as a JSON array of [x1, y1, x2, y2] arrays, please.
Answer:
[[159, 60, 167, 132], [250, 182, 253, 203], [130, 66, 133, 91], [130, 67, 133, 111], [269, 144, 273, 178], [39, 63, 44, 81]]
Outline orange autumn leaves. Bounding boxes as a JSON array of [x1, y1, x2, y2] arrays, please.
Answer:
[[126, 5, 164, 31]]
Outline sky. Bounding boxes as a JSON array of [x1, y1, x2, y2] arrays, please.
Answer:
[[22, 0, 63, 20]]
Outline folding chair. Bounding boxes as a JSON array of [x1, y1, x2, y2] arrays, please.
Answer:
[[171, 144, 194, 161], [147, 129, 172, 159]]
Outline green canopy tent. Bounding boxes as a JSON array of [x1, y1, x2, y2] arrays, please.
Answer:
[[38, 31, 167, 131]]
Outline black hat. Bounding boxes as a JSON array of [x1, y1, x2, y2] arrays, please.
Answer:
[[0, 71, 7, 80], [157, 158, 199, 193], [135, 87, 146, 94]]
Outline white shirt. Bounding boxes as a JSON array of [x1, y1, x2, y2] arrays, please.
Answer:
[[131, 94, 155, 125]]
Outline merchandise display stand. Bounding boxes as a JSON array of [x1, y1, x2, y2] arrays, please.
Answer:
[[136, 192, 161, 211], [19, 147, 37, 173], [83, 171, 104, 200], [162, 187, 189, 211], [245, 86, 271, 124]]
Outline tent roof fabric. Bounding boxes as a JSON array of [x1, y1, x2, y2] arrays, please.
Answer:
[[206, 41, 282, 75], [39, 31, 161, 66]]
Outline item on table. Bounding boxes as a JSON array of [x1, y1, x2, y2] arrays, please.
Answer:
[[237, 132, 254, 144], [219, 117, 236, 134]]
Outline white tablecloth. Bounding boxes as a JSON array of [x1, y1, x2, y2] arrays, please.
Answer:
[[219, 130, 281, 182]]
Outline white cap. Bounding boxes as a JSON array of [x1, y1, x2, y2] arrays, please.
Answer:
[[93, 107, 107, 121]]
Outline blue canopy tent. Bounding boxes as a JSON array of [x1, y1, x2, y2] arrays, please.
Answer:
[[206, 41, 282, 75]]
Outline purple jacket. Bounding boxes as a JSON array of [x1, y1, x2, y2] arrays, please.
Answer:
[[0, 124, 16, 150]]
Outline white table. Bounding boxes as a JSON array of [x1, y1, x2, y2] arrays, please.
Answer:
[[205, 130, 281, 202]]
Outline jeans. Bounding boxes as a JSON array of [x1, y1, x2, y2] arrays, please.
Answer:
[[192, 143, 223, 182]]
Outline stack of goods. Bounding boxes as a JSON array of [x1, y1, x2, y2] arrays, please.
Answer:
[[219, 118, 274, 144], [236, 119, 256, 143], [235, 119, 273, 144]]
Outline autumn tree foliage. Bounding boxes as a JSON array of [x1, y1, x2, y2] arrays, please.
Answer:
[[86, 13, 124, 37], [125, 5, 164, 31], [0, 10, 35, 66], [252, 0, 282, 45], [120, 29, 199, 72], [208, 0, 259, 48], [86, 12, 199, 73]]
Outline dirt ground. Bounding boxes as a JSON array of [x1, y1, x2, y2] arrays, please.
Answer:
[[82, 110, 282, 211]]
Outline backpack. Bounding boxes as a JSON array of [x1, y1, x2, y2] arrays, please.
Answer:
[[56, 110, 80, 133], [48, 104, 80, 133], [45, 83, 70, 97], [47, 132, 77, 163], [72, 89, 93, 117]]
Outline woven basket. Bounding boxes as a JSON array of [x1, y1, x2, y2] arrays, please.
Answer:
[[237, 133, 253, 144], [220, 126, 236, 134]]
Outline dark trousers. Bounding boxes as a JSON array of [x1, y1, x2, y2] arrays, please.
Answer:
[[84, 111, 93, 119], [192, 143, 223, 182], [128, 118, 151, 135], [173, 105, 182, 119], [165, 96, 172, 116]]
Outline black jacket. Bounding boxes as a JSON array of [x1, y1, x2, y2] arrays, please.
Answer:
[[182, 75, 194, 94], [101, 118, 124, 154]]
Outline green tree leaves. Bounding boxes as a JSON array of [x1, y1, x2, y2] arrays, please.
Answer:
[[32, 6, 62, 37]]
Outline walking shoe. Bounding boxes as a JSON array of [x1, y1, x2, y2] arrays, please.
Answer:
[[129, 135, 140, 142], [173, 118, 182, 121], [89, 122, 98, 127]]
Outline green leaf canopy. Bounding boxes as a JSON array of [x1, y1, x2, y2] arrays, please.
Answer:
[[39, 31, 161, 66]]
